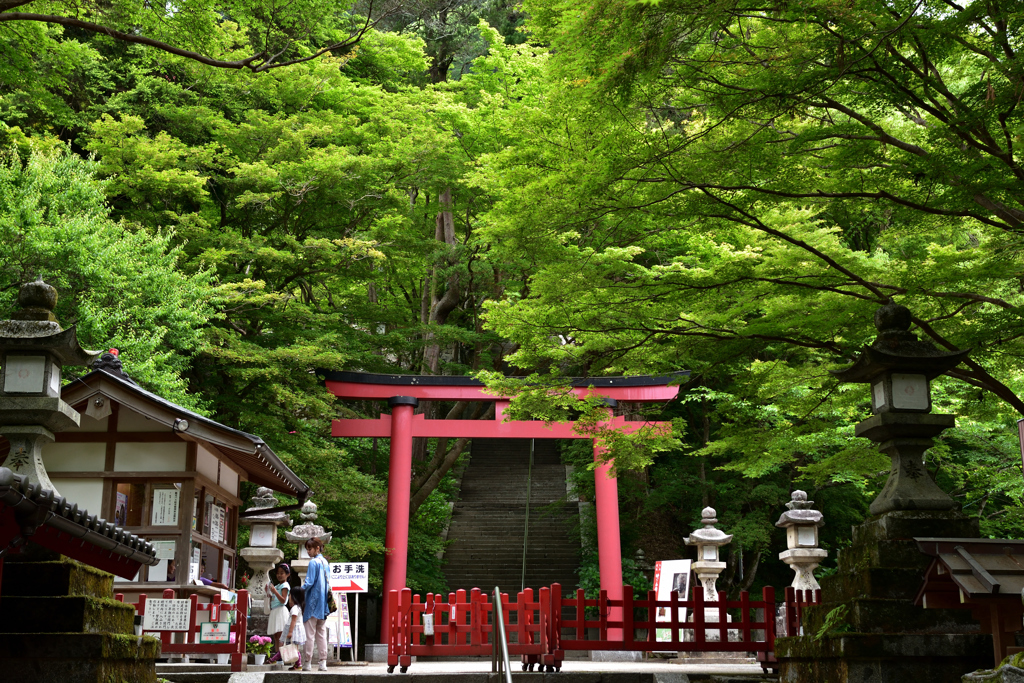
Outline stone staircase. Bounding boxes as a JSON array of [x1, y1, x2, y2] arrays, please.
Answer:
[[443, 439, 580, 596], [0, 557, 160, 682]]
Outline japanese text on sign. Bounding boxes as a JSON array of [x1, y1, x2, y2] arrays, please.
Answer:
[[199, 622, 231, 643], [142, 599, 192, 631], [329, 562, 368, 593]]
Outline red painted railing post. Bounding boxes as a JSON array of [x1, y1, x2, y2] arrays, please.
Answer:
[[693, 586, 706, 648], [622, 585, 634, 646], [233, 589, 249, 672], [739, 591, 751, 646], [717, 590, 728, 644], [645, 590, 657, 644], [764, 586, 776, 655], [670, 588, 681, 648]]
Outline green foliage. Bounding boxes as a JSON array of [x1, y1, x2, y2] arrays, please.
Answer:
[[577, 552, 651, 617], [0, 144, 214, 408], [814, 604, 852, 641]]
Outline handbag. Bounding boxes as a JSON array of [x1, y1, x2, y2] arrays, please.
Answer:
[[280, 643, 300, 664]]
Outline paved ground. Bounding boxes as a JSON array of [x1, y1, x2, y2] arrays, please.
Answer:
[[157, 658, 772, 683]]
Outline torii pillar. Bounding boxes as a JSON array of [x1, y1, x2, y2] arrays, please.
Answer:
[[379, 395, 417, 637], [593, 399, 624, 640]]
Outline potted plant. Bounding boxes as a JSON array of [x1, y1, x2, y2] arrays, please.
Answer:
[[247, 635, 273, 665]]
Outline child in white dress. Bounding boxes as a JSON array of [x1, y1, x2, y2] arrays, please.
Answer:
[[284, 587, 307, 670]]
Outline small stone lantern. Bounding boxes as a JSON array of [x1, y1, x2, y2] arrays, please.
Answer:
[[685, 507, 733, 640], [832, 302, 969, 515], [239, 487, 291, 606], [686, 507, 732, 585], [284, 499, 332, 582], [776, 491, 827, 591], [0, 279, 100, 492]]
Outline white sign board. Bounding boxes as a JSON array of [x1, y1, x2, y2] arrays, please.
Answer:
[[329, 562, 368, 593], [151, 488, 180, 526], [210, 504, 226, 543], [653, 559, 691, 644], [199, 621, 231, 643], [142, 598, 192, 631]]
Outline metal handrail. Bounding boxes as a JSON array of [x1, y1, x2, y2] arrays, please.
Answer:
[[491, 587, 513, 683]]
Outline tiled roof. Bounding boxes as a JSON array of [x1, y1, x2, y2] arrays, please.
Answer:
[[0, 467, 158, 566]]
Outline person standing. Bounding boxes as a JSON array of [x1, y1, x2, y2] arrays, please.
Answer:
[[285, 587, 307, 670], [300, 537, 331, 672], [266, 563, 291, 661]]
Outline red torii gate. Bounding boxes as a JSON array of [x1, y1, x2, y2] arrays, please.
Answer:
[[323, 371, 683, 643]]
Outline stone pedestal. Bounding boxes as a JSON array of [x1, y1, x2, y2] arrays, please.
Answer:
[[856, 413, 959, 515], [239, 546, 284, 610], [780, 547, 828, 591], [776, 510, 993, 683]]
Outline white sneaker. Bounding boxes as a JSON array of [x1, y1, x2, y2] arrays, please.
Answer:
[[318, 661, 328, 671], [301, 662, 311, 671]]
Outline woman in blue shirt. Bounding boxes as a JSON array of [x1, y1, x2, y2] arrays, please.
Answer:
[[301, 537, 331, 671]]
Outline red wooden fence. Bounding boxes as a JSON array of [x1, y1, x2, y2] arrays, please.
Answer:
[[115, 589, 250, 672], [387, 583, 820, 673], [387, 586, 551, 672]]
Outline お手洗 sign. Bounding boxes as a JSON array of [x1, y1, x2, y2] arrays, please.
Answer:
[[329, 562, 368, 593]]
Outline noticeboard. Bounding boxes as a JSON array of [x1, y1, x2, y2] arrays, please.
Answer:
[[142, 598, 192, 631]]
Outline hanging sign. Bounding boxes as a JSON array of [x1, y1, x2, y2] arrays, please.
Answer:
[[329, 562, 368, 593]]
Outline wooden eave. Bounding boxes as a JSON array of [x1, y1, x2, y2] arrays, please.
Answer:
[[61, 370, 310, 501]]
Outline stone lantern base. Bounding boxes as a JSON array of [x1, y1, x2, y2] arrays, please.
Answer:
[[776, 510, 992, 683]]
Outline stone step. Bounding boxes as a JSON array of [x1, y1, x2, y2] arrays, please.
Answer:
[[444, 439, 580, 594], [1, 558, 115, 598], [0, 632, 160, 682], [0, 595, 136, 634], [801, 598, 985, 635]]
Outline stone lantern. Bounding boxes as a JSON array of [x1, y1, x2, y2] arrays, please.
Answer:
[[685, 506, 733, 639], [284, 499, 332, 582], [686, 507, 732, 592], [239, 487, 291, 607], [776, 490, 826, 591], [831, 302, 969, 515], [0, 279, 100, 492]]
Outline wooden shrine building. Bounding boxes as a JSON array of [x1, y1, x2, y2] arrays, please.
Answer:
[[33, 351, 311, 601]]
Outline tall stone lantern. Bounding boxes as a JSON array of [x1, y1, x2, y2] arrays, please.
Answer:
[[831, 302, 969, 515], [284, 499, 332, 582], [0, 279, 100, 492], [776, 490, 826, 591], [239, 487, 291, 606], [685, 506, 733, 641], [685, 506, 732, 601]]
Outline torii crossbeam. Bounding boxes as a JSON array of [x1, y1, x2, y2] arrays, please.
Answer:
[[323, 371, 685, 643]]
